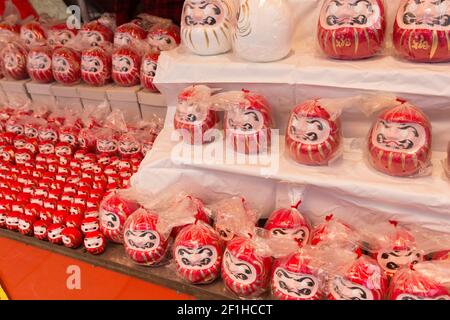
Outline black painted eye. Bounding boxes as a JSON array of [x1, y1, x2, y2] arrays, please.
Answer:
[[237, 273, 248, 280], [242, 123, 253, 131], [182, 258, 190, 266], [186, 114, 197, 122], [204, 16, 216, 25], [381, 253, 389, 259]]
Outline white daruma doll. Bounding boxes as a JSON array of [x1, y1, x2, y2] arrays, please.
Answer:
[[286, 100, 342, 166], [173, 85, 218, 145], [181, 0, 236, 55], [317, 0, 386, 60], [393, 0, 450, 62]]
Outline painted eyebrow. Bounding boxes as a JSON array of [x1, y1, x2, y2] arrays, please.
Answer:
[[431, 0, 445, 5], [198, 247, 213, 255], [244, 111, 259, 121], [398, 125, 419, 137], [331, 0, 343, 5], [119, 57, 131, 65], [235, 262, 252, 273], [306, 119, 324, 130]]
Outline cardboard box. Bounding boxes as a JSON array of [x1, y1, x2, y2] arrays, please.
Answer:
[[106, 85, 141, 102], [0, 78, 31, 95], [26, 81, 55, 96]]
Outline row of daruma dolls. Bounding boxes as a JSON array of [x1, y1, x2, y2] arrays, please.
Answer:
[[0, 13, 180, 91], [174, 85, 434, 178], [180, 0, 450, 63], [90, 189, 450, 300]]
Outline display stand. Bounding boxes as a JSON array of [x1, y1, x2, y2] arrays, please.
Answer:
[[133, 47, 450, 233]]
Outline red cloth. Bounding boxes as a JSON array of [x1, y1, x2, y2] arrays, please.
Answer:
[[0, 0, 37, 19]]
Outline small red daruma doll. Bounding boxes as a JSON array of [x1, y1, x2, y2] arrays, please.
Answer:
[[20, 21, 47, 47], [34, 220, 50, 240], [286, 100, 342, 166], [317, 0, 386, 59], [48, 23, 77, 49], [99, 190, 140, 243], [1, 41, 29, 80], [272, 249, 324, 300], [140, 51, 159, 92], [52, 47, 81, 86], [327, 255, 389, 300], [146, 23, 180, 52], [61, 227, 83, 249], [310, 215, 356, 247], [174, 85, 218, 145], [112, 46, 141, 86], [265, 201, 311, 246], [47, 223, 65, 245], [84, 231, 106, 255], [388, 262, 450, 300], [114, 23, 146, 47], [224, 90, 273, 154], [368, 99, 432, 177], [81, 46, 112, 86], [118, 133, 141, 158], [80, 20, 114, 47], [173, 222, 224, 284], [18, 214, 37, 236], [393, 0, 450, 62], [123, 208, 170, 266], [222, 237, 272, 298], [27, 45, 54, 83]]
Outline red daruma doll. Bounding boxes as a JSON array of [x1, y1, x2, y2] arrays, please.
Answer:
[[99, 190, 140, 243], [27, 45, 54, 83], [112, 45, 141, 86], [123, 208, 170, 266], [174, 85, 218, 145], [1, 40, 28, 80], [317, 0, 386, 59], [367, 99, 432, 177], [393, 0, 450, 62], [114, 23, 146, 47], [173, 221, 224, 284], [140, 51, 159, 92], [221, 90, 273, 154], [286, 100, 342, 166], [20, 21, 47, 47], [222, 236, 272, 298], [52, 47, 81, 85], [80, 20, 114, 47], [146, 23, 180, 52], [81, 46, 112, 86], [48, 23, 77, 49]]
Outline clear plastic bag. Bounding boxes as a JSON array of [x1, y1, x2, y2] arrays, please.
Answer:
[[173, 85, 219, 145], [47, 22, 78, 50], [366, 98, 432, 178], [388, 260, 450, 300], [393, 0, 450, 63], [80, 13, 115, 47], [172, 221, 224, 284], [20, 20, 48, 48], [444, 142, 450, 180], [180, 0, 236, 55], [0, 0, 22, 36], [81, 44, 112, 86], [310, 214, 360, 249], [0, 36, 29, 80], [285, 99, 343, 166], [27, 44, 54, 83], [317, 0, 386, 60], [52, 45, 81, 86], [264, 200, 311, 247], [140, 50, 159, 92], [212, 89, 273, 154], [146, 22, 180, 52], [112, 38, 149, 87], [114, 22, 146, 47]]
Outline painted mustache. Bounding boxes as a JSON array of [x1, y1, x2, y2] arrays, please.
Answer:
[[327, 14, 368, 26], [404, 13, 450, 27]]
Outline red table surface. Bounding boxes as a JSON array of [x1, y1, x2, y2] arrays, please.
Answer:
[[0, 236, 194, 300]]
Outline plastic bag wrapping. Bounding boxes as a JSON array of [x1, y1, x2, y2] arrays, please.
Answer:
[[172, 221, 224, 284], [173, 85, 219, 145], [27, 44, 54, 83], [393, 0, 450, 63], [208, 196, 259, 242], [212, 89, 274, 154], [366, 98, 433, 178], [180, 0, 236, 56], [114, 22, 146, 48], [221, 236, 273, 299], [47, 22, 78, 50], [20, 20, 48, 48], [81, 100, 110, 128], [317, 247, 390, 300], [112, 38, 150, 87], [146, 22, 180, 53], [80, 13, 115, 47], [51, 38, 82, 85], [388, 260, 450, 300], [232, 0, 295, 62], [310, 214, 361, 250], [0, 0, 22, 35], [264, 200, 311, 247], [140, 50, 160, 92], [316, 0, 387, 60], [0, 35, 29, 80], [81, 43, 112, 86], [123, 207, 171, 266], [98, 187, 143, 244], [285, 99, 342, 166], [443, 142, 450, 181], [131, 13, 172, 32]]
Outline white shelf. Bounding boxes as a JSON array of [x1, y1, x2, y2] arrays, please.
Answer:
[[134, 128, 450, 232]]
